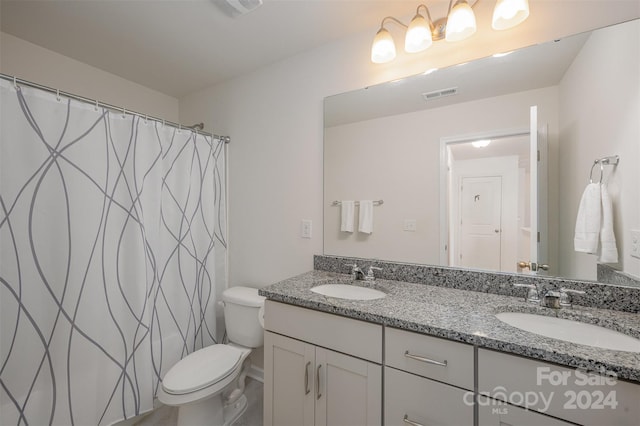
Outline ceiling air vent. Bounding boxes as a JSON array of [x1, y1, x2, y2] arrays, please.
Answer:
[[422, 87, 458, 101]]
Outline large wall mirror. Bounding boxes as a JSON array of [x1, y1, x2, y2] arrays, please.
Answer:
[[323, 19, 639, 285]]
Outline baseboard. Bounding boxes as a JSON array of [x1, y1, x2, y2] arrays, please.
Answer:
[[247, 364, 264, 383]]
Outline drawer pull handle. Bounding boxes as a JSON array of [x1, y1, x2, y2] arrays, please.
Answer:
[[316, 364, 322, 400], [304, 361, 311, 395], [404, 350, 448, 367], [403, 414, 425, 426]]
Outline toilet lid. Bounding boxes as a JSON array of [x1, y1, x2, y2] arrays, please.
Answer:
[[162, 345, 243, 395]]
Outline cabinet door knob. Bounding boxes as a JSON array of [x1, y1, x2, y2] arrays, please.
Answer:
[[304, 361, 311, 395]]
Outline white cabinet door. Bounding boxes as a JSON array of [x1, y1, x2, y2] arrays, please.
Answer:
[[264, 331, 315, 426], [315, 347, 382, 426], [265, 331, 383, 426], [478, 396, 574, 426], [385, 367, 473, 426]]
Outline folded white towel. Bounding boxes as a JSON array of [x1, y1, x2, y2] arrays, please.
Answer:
[[358, 200, 374, 234], [340, 201, 355, 233], [598, 184, 618, 263], [574, 183, 601, 254]]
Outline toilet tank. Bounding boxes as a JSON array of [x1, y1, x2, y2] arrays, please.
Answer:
[[222, 286, 265, 348]]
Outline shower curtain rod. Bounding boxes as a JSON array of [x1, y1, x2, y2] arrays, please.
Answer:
[[0, 73, 231, 143]]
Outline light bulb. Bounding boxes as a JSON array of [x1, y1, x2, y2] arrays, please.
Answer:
[[371, 28, 396, 64], [446, 0, 477, 42], [472, 140, 491, 148], [492, 0, 530, 30], [405, 14, 432, 53]]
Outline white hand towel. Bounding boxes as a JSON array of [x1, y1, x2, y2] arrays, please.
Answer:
[[358, 200, 374, 234], [598, 184, 618, 263], [574, 183, 601, 254], [340, 201, 355, 233]]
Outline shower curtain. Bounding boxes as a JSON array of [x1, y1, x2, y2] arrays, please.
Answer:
[[0, 79, 227, 425]]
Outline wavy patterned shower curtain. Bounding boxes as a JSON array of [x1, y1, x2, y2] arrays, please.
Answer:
[[0, 79, 227, 425]]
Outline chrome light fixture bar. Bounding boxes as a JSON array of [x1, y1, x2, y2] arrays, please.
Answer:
[[371, 0, 530, 64]]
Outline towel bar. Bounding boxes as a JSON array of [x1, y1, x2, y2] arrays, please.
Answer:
[[332, 200, 384, 206]]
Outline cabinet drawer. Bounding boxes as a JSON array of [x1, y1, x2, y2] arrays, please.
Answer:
[[478, 348, 640, 426], [385, 327, 474, 390], [264, 300, 383, 363], [478, 395, 574, 426], [385, 367, 473, 426]]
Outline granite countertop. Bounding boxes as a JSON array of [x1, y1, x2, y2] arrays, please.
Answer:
[[259, 270, 640, 384]]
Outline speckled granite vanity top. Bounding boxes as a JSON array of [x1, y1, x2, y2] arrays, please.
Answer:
[[259, 270, 640, 384]]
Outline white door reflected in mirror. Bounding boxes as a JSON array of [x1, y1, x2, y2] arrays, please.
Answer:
[[442, 105, 548, 275]]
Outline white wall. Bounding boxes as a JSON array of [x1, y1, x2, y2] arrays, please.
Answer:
[[180, 0, 640, 286], [558, 20, 640, 280], [179, 1, 639, 288], [324, 87, 558, 267], [0, 32, 179, 121]]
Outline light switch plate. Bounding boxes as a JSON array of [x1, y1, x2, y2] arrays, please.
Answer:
[[631, 230, 640, 259], [403, 219, 417, 232], [301, 220, 312, 239]]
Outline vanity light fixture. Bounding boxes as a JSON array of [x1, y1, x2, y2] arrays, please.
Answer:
[[371, 0, 530, 64]]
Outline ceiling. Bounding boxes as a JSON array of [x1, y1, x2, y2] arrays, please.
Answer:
[[0, 0, 421, 98]]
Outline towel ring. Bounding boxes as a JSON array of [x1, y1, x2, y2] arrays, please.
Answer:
[[589, 161, 604, 184], [589, 155, 620, 184]]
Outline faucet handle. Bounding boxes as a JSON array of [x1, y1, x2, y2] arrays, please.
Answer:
[[365, 266, 382, 281], [559, 287, 586, 307], [512, 283, 540, 303], [344, 262, 359, 271]]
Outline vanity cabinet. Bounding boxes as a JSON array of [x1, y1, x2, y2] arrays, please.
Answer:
[[478, 348, 640, 426], [262, 299, 640, 426], [384, 327, 474, 426], [263, 301, 382, 426]]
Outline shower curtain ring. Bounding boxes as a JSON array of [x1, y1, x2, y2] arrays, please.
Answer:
[[122, 107, 126, 119], [94, 99, 99, 111], [56, 89, 61, 102]]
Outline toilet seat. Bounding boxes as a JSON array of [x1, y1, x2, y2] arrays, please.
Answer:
[[162, 345, 243, 395]]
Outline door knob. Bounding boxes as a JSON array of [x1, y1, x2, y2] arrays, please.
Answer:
[[517, 261, 549, 272]]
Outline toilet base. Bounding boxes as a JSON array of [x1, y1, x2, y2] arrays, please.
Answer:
[[175, 393, 247, 426], [224, 394, 248, 425]]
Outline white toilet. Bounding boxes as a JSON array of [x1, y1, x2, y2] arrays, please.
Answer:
[[158, 286, 265, 426]]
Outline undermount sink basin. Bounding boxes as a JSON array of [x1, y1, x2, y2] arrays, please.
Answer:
[[310, 284, 386, 300], [495, 312, 640, 352]]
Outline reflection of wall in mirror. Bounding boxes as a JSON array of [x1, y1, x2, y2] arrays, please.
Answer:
[[558, 19, 639, 281], [324, 86, 559, 266], [324, 19, 640, 282]]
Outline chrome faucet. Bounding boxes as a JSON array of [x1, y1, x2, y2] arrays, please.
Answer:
[[364, 266, 383, 281], [513, 283, 541, 304], [558, 287, 586, 308], [344, 264, 383, 281], [512, 283, 585, 309], [345, 263, 365, 280]]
